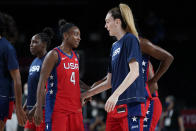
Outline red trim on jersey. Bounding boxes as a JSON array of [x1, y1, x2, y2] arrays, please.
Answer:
[[149, 97, 162, 130], [145, 61, 152, 99], [140, 102, 146, 117], [139, 116, 144, 131]]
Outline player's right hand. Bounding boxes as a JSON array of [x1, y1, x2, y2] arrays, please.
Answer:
[[81, 97, 92, 106], [15, 106, 28, 127], [147, 79, 158, 94], [80, 96, 86, 106]]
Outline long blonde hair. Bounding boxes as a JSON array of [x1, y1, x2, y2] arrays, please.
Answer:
[[119, 4, 139, 39]]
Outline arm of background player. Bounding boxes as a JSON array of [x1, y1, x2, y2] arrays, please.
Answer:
[[10, 69, 27, 126], [81, 76, 108, 106], [34, 50, 58, 126], [105, 59, 139, 112], [140, 38, 174, 85], [91, 76, 107, 89], [28, 89, 46, 122], [80, 80, 90, 90], [81, 73, 111, 103]]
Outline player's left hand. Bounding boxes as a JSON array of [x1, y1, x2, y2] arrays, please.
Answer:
[[105, 94, 119, 112], [34, 106, 43, 126], [147, 79, 158, 94], [28, 106, 36, 122]]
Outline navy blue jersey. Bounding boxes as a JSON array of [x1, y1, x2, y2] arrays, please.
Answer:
[[27, 55, 45, 110], [142, 54, 152, 99], [0, 37, 18, 99], [142, 54, 159, 98], [108, 33, 146, 105], [142, 54, 150, 83]]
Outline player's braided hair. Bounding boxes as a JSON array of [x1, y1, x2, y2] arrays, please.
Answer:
[[37, 27, 54, 48]]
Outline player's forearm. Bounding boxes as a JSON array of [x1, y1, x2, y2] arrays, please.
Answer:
[[10, 69, 23, 107], [153, 54, 174, 83], [82, 81, 110, 98], [112, 67, 139, 97], [91, 77, 107, 89], [14, 79, 23, 107], [79, 80, 90, 90], [112, 61, 139, 97], [36, 78, 47, 109]]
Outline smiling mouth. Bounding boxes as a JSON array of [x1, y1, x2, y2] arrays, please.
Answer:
[[30, 47, 35, 52], [76, 41, 80, 44]]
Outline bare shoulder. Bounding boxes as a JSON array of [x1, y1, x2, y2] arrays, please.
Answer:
[[43, 49, 59, 65], [45, 49, 58, 59], [139, 37, 153, 47], [139, 37, 154, 53]]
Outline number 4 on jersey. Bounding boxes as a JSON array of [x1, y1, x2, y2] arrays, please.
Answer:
[[70, 72, 75, 85]]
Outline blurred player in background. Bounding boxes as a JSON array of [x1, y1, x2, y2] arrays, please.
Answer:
[[23, 27, 54, 131], [81, 3, 146, 131], [0, 11, 27, 131], [139, 37, 174, 131]]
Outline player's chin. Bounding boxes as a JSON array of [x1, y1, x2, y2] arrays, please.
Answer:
[[109, 31, 114, 37], [30, 50, 35, 56], [73, 43, 79, 48]]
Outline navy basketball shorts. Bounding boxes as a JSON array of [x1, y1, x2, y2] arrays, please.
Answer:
[[0, 97, 14, 122]]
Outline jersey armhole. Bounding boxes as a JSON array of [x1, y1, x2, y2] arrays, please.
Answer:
[[73, 50, 80, 65], [73, 50, 79, 60]]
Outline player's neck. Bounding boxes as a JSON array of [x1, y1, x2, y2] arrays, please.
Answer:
[[37, 50, 47, 58], [59, 43, 72, 55], [115, 30, 126, 40]]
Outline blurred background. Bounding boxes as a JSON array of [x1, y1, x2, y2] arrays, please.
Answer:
[[1, 0, 195, 130]]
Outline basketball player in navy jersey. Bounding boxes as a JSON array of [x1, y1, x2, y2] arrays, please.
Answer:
[[23, 27, 54, 131], [82, 4, 146, 131], [139, 37, 174, 131], [83, 37, 173, 131], [0, 12, 27, 130], [34, 19, 84, 131], [82, 37, 173, 130]]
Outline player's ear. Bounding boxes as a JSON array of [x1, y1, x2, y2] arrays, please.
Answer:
[[63, 32, 69, 40], [115, 18, 121, 26]]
